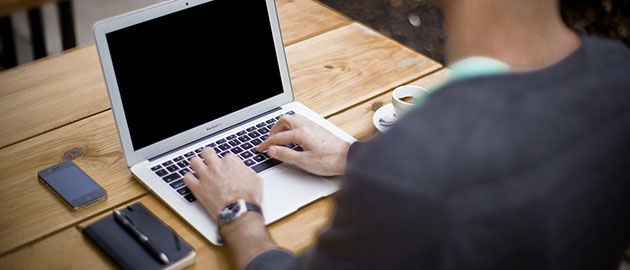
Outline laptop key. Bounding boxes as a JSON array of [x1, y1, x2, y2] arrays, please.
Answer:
[[155, 169, 168, 177], [162, 160, 173, 166], [206, 142, 216, 148], [184, 152, 195, 158], [286, 111, 295, 115], [236, 130, 247, 136], [173, 156, 185, 162], [177, 186, 191, 195], [255, 123, 266, 128], [216, 138, 226, 144], [218, 143, 231, 151], [195, 147, 203, 153], [266, 119, 275, 124], [150, 165, 162, 171], [231, 147, 244, 154], [184, 193, 197, 202], [251, 158, 282, 173], [226, 134, 237, 140], [162, 173, 180, 183], [240, 151, 253, 159], [228, 139, 240, 147], [177, 160, 189, 167], [241, 142, 253, 150], [179, 168, 191, 176], [251, 138, 262, 146], [260, 134, 269, 140], [258, 127, 270, 134], [248, 131, 260, 138], [170, 179, 185, 189], [253, 154, 266, 162], [166, 165, 179, 172], [238, 135, 250, 142], [243, 159, 255, 167], [246, 126, 256, 132]]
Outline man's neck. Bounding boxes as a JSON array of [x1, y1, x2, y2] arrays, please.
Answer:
[[441, 0, 581, 71]]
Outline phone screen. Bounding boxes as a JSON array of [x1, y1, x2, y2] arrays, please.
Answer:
[[39, 161, 106, 209]]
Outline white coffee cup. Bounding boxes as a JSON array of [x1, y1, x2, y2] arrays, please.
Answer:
[[392, 85, 429, 118]]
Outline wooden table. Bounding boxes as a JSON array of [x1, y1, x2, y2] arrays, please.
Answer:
[[0, 0, 448, 268]]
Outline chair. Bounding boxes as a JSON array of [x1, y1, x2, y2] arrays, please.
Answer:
[[0, 0, 76, 70]]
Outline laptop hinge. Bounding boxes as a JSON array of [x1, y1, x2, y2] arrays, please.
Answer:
[[148, 107, 283, 162]]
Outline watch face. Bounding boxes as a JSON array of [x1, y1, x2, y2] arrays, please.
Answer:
[[219, 202, 241, 223]]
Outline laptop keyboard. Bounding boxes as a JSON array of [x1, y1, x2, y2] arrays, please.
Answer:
[[149, 111, 302, 203]]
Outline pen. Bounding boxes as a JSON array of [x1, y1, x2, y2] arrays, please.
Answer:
[[113, 209, 170, 265]]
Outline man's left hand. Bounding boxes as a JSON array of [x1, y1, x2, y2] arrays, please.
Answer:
[[183, 147, 263, 219]]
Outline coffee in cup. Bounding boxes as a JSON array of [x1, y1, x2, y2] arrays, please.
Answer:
[[391, 85, 429, 118]]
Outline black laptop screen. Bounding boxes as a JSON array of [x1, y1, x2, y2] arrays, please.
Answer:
[[106, 0, 284, 150]]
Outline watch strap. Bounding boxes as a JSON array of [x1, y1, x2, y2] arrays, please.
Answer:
[[217, 199, 263, 227]]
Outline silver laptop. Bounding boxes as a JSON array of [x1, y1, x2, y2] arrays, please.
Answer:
[[93, 0, 355, 245]]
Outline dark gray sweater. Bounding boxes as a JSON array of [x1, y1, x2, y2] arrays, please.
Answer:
[[247, 35, 630, 270]]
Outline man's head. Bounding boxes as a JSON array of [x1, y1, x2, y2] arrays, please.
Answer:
[[435, 0, 580, 69]]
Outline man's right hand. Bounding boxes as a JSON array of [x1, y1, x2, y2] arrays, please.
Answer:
[[256, 114, 351, 176]]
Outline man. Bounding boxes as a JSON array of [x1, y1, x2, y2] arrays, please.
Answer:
[[183, 0, 630, 269]]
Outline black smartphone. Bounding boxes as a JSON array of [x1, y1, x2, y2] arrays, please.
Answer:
[[38, 160, 107, 210]]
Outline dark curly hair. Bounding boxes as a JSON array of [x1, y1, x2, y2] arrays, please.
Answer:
[[560, 0, 630, 47]]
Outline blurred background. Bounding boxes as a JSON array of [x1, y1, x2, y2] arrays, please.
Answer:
[[0, 0, 628, 70]]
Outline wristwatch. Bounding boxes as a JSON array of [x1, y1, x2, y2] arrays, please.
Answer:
[[217, 199, 263, 226]]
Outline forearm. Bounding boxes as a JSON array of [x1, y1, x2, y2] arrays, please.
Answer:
[[220, 212, 277, 269]]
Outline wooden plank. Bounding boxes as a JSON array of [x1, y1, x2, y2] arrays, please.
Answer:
[[0, 0, 347, 149], [328, 69, 451, 140], [0, 46, 109, 149], [0, 194, 335, 269], [276, 0, 349, 46], [288, 23, 441, 118]]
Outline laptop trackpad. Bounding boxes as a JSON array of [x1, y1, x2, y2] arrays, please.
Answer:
[[261, 165, 337, 223]]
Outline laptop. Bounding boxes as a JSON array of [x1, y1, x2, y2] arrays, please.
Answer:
[[93, 0, 356, 245]]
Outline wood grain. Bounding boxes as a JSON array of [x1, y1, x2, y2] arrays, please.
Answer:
[[328, 69, 451, 140], [0, 0, 348, 149], [288, 23, 441, 117], [0, 46, 109, 149]]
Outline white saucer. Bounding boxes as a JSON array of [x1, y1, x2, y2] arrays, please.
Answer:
[[373, 103, 397, 132]]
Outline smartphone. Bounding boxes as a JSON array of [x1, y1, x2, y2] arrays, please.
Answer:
[[38, 160, 107, 210]]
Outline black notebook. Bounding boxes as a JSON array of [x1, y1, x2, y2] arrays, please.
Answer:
[[82, 202, 195, 270]]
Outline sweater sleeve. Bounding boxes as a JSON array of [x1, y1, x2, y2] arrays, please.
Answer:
[[244, 137, 448, 269], [245, 249, 296, 270]]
